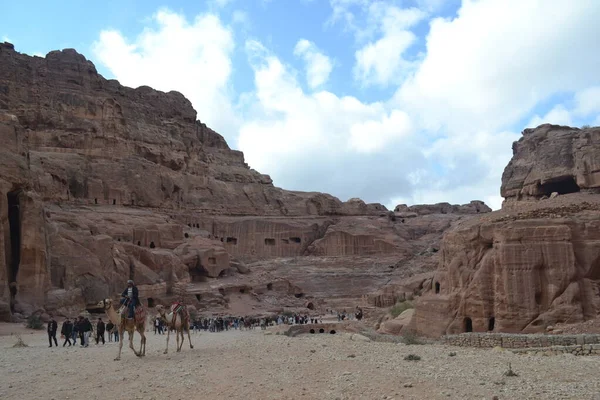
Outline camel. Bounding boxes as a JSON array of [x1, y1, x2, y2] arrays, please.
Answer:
[[97, 298, 147, 361], [156, 303, 194, 354]]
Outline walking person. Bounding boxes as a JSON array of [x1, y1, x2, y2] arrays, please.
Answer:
[[82, 317, 92, 347], [95, 318, 105, 345], [106, 320, 114, 342], [61, 318, 73, 347], [47, 316, 58, 347]]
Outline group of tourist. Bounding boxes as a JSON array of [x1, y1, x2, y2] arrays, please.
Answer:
[[329, 307, 363, 321], [47, 316, 118, 348]]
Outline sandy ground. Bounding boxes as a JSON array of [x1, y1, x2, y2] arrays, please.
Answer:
[[1, 324, 600, 400]]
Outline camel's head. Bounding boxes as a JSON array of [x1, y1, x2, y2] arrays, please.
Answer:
[[155, 304, 166, 316], [96, 298, 113, 310]]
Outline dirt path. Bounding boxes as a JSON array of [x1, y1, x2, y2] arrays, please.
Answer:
[[1, 325, 600, 400]]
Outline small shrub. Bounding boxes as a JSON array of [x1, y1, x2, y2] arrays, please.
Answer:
[[448, 351, 457, 357], [402, 330, 424, 345], [12, 335, 28, 347], [404, 354, 421, 361], [25, 315, 44, 330], [503, 363, 518, 377], [390, 301, 413, 318], [582, 124, 591, 129]]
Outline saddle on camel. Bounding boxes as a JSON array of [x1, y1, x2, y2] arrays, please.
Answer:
[[96, 279, 147, 361], [156, 299, 194, 353]]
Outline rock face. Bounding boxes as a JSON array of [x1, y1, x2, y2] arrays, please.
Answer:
[[415, 124, 600, 337], [501, 124, 600, 202], [0, 42, 490, 320]]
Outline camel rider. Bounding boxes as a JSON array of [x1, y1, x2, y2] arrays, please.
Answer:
[[120, 280, 139, 319]]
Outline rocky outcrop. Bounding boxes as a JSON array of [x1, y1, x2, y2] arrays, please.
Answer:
[[415, 123, 600, 336], [0, 42, 491, 320], [501, 124, 600, 202], [394, 201, 491, 217]]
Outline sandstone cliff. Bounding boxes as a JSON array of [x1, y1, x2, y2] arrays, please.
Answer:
[[415, 125, 600, 337], [501, 124, 600, 202], [0, 42, 489, 321]]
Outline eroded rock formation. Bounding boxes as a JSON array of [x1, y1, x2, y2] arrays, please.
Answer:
[[0, 42, 490, 320], [415, 124, 600, 336], [501, 124, 600, 202]]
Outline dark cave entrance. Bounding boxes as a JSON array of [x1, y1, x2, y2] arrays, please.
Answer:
[[190, 263, 210, 283], [488, 317, 495, 331], [147, 298, 155, 308], [7, 191, 22, 312], [464, 317, 473, 333], [537, 176, 580, 197], [434, 282, 440, 294]]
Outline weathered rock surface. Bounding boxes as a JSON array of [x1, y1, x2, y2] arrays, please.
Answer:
[[501, 124, 600, 202], [0, 42, 489, 320], [416, 152, 600, 336]]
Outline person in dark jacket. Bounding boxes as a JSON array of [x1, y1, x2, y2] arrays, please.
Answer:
[[47, 317, 58, 347], [76, 316, 85, 346], [61, 318, 73, 347], [120, 280, 139, 319], [106, 321, 114, 342], [96, 318, 105, 345], [82, 317, 92, 347]]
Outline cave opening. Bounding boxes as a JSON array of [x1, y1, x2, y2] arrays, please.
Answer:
[[195, 294, 202, 302], [7, 190, 21, 312], [149, 241, 155, 249], [307, 302, 315, 310], [190, 263, 209, 283], [488, 317, 495, 331], [294, 293, 304, 298], [226, 237, 238, 245], [267, 283, 273, 291], [319, 328, 325, 333], [464, 317, 473, 333], [264, 238, 276, 246], [147, 298, 155, 308], [537, 176, 580, 197], [434, 282, 440, 294], [112, 199, 116, 205], [290, 237, 301, 244]]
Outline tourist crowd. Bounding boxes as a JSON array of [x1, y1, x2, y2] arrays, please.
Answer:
[[47, 316, 119, 348]]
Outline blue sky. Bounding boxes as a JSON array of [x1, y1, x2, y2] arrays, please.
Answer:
[[2, 0, 600, 210]]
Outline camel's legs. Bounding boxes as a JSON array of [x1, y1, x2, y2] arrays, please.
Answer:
[[186, 323, 194, 349], [128, 329, 140, 357], [176, 327, 181, 352], [137, 326, 146, 357], [115, 326, 125, 361], [164, 322, 171, 354]]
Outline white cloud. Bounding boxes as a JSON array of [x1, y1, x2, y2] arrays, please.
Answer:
[[2, 35, 10, 42], [574, 86, 600, 117], [237, 39, 420, 201], [330, 2, 426, 87], [293, 39, 333, 89], [527, 105, 574, 128], [396, 0, 600, 134], [92, 9, 239, 142]]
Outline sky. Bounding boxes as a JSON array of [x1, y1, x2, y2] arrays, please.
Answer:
[[2, 0, 600, 210]]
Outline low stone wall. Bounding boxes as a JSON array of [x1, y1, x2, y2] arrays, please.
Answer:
[[443, 333, 600, 348], [510, 344, 600, 356]]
